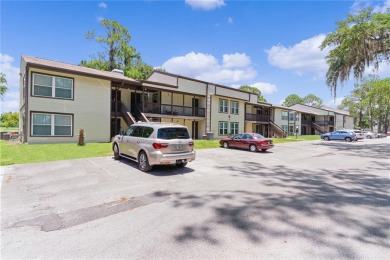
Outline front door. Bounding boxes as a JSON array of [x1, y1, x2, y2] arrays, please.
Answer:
[[111, 89, 121, 112], [192, 121, 199, 139], [131, 92, 142, 114], [192, 98, 199, 116]]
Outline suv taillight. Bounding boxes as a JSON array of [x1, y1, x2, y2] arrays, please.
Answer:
[[188, 142, 194, 147], [153, 143, 169, 149]]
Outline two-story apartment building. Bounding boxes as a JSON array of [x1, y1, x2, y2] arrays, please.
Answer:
[[19, 56, 277, 143], [272, 104, 354, 136]]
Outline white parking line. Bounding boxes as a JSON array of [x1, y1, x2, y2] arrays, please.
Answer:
[[84, 158, 118, 178]]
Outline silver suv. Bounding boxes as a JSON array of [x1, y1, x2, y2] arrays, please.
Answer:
[[112, 122, 196, 172]]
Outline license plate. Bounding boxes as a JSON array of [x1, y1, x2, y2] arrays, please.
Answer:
[[176, 144, 183, 150]]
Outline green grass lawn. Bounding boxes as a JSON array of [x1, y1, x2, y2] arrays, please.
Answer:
[[0, 135, 321, 166], [0, 141, 112, 166], [0, 127, 19, 132]]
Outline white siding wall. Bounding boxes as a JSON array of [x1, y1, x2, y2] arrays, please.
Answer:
[[27, 68, 111, 143], [344, 116, 354, 129], [216, 86, 248, 100], [178, 78, 207, 96], [210, 95, 245, 138], [148, 72, 177, 86], [335, 114, 344, 130]]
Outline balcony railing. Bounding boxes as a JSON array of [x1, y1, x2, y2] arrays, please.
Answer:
[[245, 113, 270, 122], [143, 102, 205, 117], [302, 120, 334, 126]]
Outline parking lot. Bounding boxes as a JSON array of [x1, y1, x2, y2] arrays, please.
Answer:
[[1, 137, 389, 259]]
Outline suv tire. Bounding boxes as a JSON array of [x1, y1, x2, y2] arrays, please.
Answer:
[[138, 151, 152, 172], [113, 144, 121, 160]]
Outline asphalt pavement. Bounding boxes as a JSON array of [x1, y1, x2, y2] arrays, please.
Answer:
[[1, 137, 389, 259]]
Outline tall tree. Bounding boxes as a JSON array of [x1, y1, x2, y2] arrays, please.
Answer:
[[0, 73, 8, 100], [0, 112, 19, 128], [320, 8, 390, 97], [302, 94, 323, 108], [239, 85, 267, 102], [82, 19, 153, 80], [282, 94, 303, 107], [362, 77, 390, 132]]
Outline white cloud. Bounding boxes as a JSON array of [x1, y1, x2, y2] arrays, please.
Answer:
[[250, 82, 278, 95], [4, 91, 19, 99], [0, 54, 20, 113], [0, 53, 19, 88], [227, 17, 233, 24], [160, 52, 257, 84], [97, 16, 104, 22], [351, 0, 390, 13], [0, 100, 19, 113], [98, 2, 107, 9], [222, 53, 250, 68], [365, 62, 390, 78], [185, 0, 225, 10], [326, 97, 345, 108], [266, 34, 330, 77]]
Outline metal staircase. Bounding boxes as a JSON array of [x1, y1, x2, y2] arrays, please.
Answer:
[[270, 121, 286, 138], [312, 122, 326, 134]]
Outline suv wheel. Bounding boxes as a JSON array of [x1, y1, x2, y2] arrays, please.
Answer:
[[345, 137, 352, 142], [138, 151, 152, 172], [113, 144, 121, 160], [367, 135, 372, 139]]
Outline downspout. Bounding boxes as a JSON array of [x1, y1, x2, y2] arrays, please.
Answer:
[[24, 64, 30, 143]]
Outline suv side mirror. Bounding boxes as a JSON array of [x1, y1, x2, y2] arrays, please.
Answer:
[[119, 130, 124, 136]]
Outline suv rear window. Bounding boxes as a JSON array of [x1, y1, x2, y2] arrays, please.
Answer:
[[157, 128, 190, 140]]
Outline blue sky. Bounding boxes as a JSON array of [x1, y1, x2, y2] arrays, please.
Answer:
[[1, 0, 389, 113]]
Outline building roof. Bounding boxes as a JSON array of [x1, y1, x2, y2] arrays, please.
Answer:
[[289, 104, 335, 116], [22, 55, 141, 86], [321, 106, 351, 116]]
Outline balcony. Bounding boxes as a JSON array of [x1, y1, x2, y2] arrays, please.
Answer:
[[302, 120, 334, 126], [143, 102, 205, 117], [245, 113, 270, 122]]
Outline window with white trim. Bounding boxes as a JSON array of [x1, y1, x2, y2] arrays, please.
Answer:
[[33, 73, 73, 99], [230, 122, 239, 135], [289, 113, 299, 121], [219, 99, 228, 113], [32, 113, 73, 136], [219, 121, 228, 135], [281, 111, 288, 120], [230, 101, 239, 114]]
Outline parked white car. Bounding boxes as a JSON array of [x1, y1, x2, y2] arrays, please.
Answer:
[[362, 131, 377, 139]]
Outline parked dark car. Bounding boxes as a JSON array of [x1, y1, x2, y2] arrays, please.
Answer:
[[321, 130, 357, 142], [219, 133, 274, 152]]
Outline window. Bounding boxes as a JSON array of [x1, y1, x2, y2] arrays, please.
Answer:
[[230, 122, 239, 135], [242, 134, 252, 140], [219, 99, 228, 113], [281, 111, 288, 120], [231, 101, 239, 114], [289, 113, 299, 121], [281, 125, 288, 132], [157, 128, 190, 140], [31, 113, 72, 136], [219, 121, 228, 135], [33, 73, 73, 99], [289, 125, 294, 133], [131, 127, 144, 137]]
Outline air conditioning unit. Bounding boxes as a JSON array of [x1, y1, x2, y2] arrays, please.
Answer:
[[112, 69, 124, 75]]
